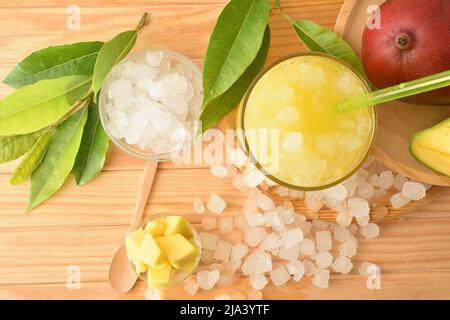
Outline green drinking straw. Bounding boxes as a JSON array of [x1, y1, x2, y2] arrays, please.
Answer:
[[337, 69, 450, 112]]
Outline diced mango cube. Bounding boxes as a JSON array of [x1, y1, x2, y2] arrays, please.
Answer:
[[147, 264, 173, 288], [125, 228, 146, 259], [137, 233, 169, 269], [145, 219, 166, 237], [130, 256, 148, 274], [155, 234, 198, 273], [164, 216, 192, 238]]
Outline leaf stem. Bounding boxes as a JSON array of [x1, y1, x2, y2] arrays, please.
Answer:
[[52, 93, 92, 128], [135, 12, 149, 31]]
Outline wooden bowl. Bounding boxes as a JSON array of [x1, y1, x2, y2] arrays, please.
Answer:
[[334, 0, 450, 186]]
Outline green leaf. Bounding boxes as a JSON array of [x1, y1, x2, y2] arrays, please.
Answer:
[[92, 30, 137, 97], [200, 26, 271, 132], [3, 42, 103, 89], [202, 0, 270, 106], [73, 101, 109, 186], [292, 19, 367, 77], [27, 107, 88, 213], [0, 75, 91, 136], [9, 129, 53, 185], [0, 131, 43, 164]]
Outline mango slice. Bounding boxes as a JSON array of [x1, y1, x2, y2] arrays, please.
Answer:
[[163, 216, 192, 238], [130, 256, 148, 274], [137, 233, 169, 269], [147, 264, 173, 288], [410, 118, 450, 177], [145, 219, 166, 237], [125, 228, 145, 260], [155, 234, 198, 273]]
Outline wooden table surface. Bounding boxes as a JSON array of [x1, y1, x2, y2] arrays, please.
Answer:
[[0, 0, 449, 300]]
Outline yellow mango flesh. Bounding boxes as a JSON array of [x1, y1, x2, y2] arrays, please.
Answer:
[[155, 234, 198, 273], [145, 219, 166, 237], [130, 256, 148, 274], [125, 228, 145, 263], [410, 118, 450, 177], [137, 233, 169, 269], [163, 216, 192, 238], [147, 264, 173, 288]]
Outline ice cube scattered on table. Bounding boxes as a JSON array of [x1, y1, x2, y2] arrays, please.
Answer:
[[207, 194, 227, 214], [260, 233, 282, 251], [244, 227, 267, 247], [402, 181, 426, 200], [278, 244, 300, 261], [244, 168, 266, 188], [347, 197, 370, 218], [241, 249, 272, 276], [336, 211, 353, 227], [193, 199, 205, 214], [312, 269, 330, 288], [201, 249, 214, 264], [286, 260, 305, 281], [218, 217, 234, 234], [231, 243, 249, 261], [104, 50, 202, 155], [197, 270, 220, 290], [264, 211, 282, 227], [256, 194, 275, 211], [210, 165, 229, 178], [334, 226, 352, 242], [331, 256, 353, 274], [356, 215, 369, 227], [214, 240, 232, 262], [199, 232, 219, 251], [270, 265, 291, 287], [249, 273, 268, 290], [303, 260, 317, 277], [281, 228, 304, 249], [361, 223, 380, 239], [378, 170, 394, 190], [234, 215, 248, 231], [339, 237, 358, 257], [315, 230, 332, 252], [246, 213, 265, 227], [183, 278, 198, 296], [316, 251, 333, 269], [299, 238, 315, 256], [390, 192, 411, 209], [201, 217, 217, 231], [279, 209, 295, 225]]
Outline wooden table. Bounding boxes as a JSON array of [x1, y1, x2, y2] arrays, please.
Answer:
[[0, 0, 449, 300]]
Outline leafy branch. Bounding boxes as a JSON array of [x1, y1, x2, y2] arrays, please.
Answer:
[[0, 13, 149, 213]]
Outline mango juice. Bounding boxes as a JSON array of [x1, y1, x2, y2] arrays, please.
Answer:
[[240, 54, 375, 189]]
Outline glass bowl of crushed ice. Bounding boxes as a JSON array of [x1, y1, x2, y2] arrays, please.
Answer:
[[99, 49, 203, 161]]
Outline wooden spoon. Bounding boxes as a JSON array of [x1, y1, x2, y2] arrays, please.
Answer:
[[108, 161, 158, 293]]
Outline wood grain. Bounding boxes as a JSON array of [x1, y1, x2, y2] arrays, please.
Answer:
[[0, 0, 449, 300]]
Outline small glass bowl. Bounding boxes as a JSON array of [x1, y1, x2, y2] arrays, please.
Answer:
[[99, 48, 203, 162], [127, 215, 202, 288]]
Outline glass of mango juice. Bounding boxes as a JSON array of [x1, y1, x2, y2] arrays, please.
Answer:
[[238, 53, 376, 190], [125, 215, 201, 288]]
